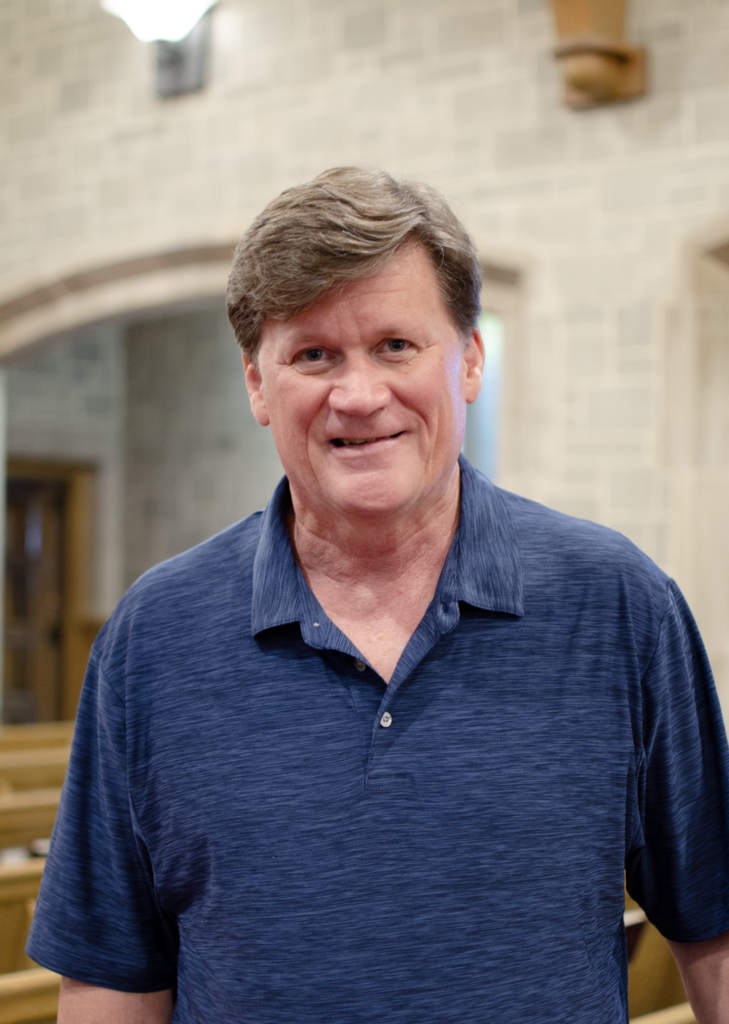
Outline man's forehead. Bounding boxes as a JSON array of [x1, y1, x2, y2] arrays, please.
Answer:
[[259, 245, 449, 343]]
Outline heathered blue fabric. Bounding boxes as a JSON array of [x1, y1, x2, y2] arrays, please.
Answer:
[[28, 457, 729, 1023]]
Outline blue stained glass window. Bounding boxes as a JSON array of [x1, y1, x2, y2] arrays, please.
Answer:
[[462, 311, 503, 483]]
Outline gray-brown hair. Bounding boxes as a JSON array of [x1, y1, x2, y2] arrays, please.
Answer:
[[226, 167, 482, 361]]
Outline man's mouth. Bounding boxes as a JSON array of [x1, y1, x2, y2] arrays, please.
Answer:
[[331, 432, 403, 447]]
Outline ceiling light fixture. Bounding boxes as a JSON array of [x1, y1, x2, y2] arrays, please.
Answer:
[[99, 0, 217, 98], [99, 0, 216, 43]]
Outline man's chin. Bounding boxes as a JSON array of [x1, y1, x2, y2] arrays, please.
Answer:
[[324, 479, 415, 520]]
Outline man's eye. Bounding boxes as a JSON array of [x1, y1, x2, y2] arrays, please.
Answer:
[[303, 348, 325, 361], [385, 339, 409, 352]]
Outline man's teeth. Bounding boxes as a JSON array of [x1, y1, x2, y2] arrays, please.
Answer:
[[333, 435, 391, 447], [331, 433, 401, 447]]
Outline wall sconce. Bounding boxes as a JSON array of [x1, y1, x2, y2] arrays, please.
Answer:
[[550, 0, 645, 109], [99, 0, 216, 98]]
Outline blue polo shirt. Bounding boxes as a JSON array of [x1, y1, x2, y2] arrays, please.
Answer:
[[28, 457, 729, 1023]]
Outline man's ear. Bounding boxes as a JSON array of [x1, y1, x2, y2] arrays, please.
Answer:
[[242, 353, 271, 427], [463, 328, 485, 405]]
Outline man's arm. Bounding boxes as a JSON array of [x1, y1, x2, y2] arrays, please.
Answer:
[[58, 977, 174, 1024], [667, 929, 729, 1024]]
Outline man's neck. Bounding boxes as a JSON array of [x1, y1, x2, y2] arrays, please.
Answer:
[[290, 468, 460, 585], [288, 470, 461, 682]]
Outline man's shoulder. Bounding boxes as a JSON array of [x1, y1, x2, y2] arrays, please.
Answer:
[[102, 510, 265, 644], [87, 504, 289, 705], [494, 485, 670, 597], [135, 510, 263, 595]]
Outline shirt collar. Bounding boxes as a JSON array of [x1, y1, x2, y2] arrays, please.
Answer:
[[251, 455, 523, 639], [250, 475, 302, 636], [453, 455, 524, 617]]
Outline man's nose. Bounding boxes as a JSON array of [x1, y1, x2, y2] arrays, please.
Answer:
[[328, 364, 391, 416]]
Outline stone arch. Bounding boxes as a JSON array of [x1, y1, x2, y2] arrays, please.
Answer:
[[0, 243, 237, 362]]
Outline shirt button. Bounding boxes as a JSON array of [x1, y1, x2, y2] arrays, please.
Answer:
[[354, 659, 366, 672], [380, 712, 393, 728]]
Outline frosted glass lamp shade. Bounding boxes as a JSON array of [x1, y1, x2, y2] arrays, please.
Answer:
[[99, 0, 216, 42]]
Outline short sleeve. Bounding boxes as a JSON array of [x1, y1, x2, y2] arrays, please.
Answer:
[[626, 580, 729, 942], [26, 622, 178, 991]]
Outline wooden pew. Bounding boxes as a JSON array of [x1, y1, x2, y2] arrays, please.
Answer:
[[0, 950, 694, 1024], [0, 725, 73, 755], [0, 967, 59, 1024], [0, 859, 45, 974], [626, 889, 688, 1019], [0, 860, 694, 1024], [631, 1004, 696, 1023], [0, 980, 696, 1024], [0, 751, 69, 795], [0, 791, 61, 852]]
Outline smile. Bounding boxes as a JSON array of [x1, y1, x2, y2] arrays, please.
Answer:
[[331, 432, 403, 447]]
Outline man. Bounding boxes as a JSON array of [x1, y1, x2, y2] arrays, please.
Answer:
[[28, 168, 729, 1023]]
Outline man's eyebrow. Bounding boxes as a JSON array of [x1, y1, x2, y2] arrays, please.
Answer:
[[277, 331, 328, 347], [285, 326, 414, 345]]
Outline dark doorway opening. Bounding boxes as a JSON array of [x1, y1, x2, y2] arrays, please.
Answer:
[[4, 460, 104, 724], [5, 477, 66, 723]]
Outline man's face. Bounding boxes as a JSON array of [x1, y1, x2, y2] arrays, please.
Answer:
[[244, 243, 484, 523]]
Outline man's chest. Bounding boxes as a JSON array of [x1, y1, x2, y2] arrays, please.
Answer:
[[129, 614, 637, 903], [122, 615, 636, 1022]]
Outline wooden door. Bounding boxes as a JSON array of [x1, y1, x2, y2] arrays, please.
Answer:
[[4, 461, 104, 724], [4, 479, 65, 723]]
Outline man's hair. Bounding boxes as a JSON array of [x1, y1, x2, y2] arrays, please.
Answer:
[[226, 167, 482, 361]]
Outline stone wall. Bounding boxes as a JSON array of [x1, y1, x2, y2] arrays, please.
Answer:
[[3, 0, 729, 711], [124, 306, 282, 588]]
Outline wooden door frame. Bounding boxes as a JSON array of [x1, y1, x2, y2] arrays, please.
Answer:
[[6, 459, 102, 720]]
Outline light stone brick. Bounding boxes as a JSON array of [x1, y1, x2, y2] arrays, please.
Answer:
[[633, 21, 684, 45], [566, 337, 605, 375], [680, 40, 729, 91], [551, 251, 639, 294], [617, 305, 652, 347], [611, 468, 656, 509], [438, 9, 506, 54], [695, 93, 729, 144], [517, 0, 547, 15], [343, 8, 387, 50], [564, 306, 604, 325], [494, 123, 572, 169], [602, 166, 665, 210], [58, 79, 90, 111], [589, 388, 653, 430], [514, 202, 594, 243]]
